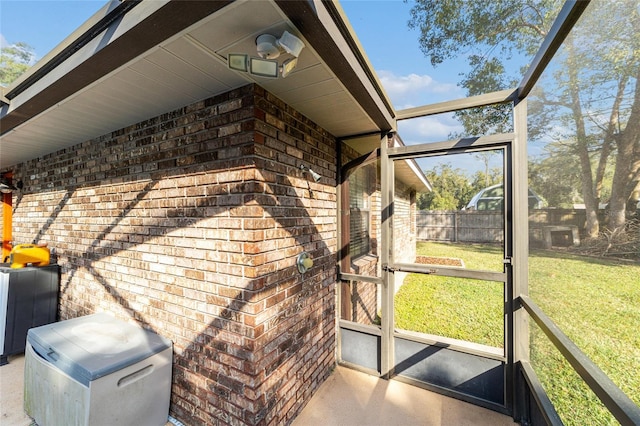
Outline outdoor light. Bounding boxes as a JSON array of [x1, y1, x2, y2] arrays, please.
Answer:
[[249, 57, 279, 78], [281, 57, 298, 78], [0, 180, 16, 194], [276, 31, 305, 57], [300, 164, 321, 182], [228, 30, 305, 79], [228, 53, 248, 72], [256, 34, 281, 59], [256, 31, 305, 60]]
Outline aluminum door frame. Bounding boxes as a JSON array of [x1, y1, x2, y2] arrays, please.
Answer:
[[384, 134, 514, 413], [337, 95, 529, 417]]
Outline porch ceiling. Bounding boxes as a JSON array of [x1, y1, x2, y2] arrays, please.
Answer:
[[0, 0, 395, 169]]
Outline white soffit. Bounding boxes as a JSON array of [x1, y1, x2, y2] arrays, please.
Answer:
[[0, 0, 390, 168]]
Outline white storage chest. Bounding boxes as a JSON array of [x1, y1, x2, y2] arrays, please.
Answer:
[[24, 313, 172, 426]]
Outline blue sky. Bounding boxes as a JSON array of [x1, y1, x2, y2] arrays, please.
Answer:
[[0, 0, 505, 171], [0, 1, 465, 103], [0, 0, 470, 138], [0, 1, 105, 56]]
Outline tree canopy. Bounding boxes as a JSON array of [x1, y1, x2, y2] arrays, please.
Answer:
[[409, 0, 640, 237], [417, 163, 501, 211], [0, 42, 34, 86]]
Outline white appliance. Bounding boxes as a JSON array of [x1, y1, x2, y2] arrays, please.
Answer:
[[24, 313, 172, 426]]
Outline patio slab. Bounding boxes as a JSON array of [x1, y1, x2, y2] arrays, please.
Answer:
[[293, 365, 518, 426], [2, 354, 517, 426], [0, 355, 31, 426]]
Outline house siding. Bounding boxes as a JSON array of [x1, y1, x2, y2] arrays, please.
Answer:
[[2, 84, 336, 425]]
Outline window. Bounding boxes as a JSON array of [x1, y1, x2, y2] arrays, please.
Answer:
[[349, 165, 371, 259]]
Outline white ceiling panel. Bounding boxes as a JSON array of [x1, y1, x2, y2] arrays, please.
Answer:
[[275, 80, 344, 105], [163, 37, 247, 89], [187, 1, 285, 53], [1, 0, 395, 168], [128, 59, 203, 100], [142, 50, 226, 97]]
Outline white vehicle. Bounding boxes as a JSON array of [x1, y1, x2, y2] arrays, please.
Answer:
[[464, 183, 543, 211]]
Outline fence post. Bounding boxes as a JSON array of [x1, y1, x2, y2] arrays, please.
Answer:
[[454, 211, 458, 242]]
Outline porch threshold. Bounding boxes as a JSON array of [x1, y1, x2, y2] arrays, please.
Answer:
[[293, 365, 517, 426]]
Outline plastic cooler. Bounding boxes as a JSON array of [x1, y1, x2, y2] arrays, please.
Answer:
[[24, 312, 172, 426]]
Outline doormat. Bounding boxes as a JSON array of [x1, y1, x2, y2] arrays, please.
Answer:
[[415, 256, 465, 267]]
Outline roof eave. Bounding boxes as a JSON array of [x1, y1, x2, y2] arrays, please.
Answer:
[[277, 0, 396, 133], [0, 0, 231, 137]]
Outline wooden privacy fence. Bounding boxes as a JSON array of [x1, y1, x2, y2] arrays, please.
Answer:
[[417, 211, 504, 242], [417, 209, 591, 244]]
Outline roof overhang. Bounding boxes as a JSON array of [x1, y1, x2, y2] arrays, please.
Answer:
[[0, 0, 395, 169], [342, 133, 432, 193]]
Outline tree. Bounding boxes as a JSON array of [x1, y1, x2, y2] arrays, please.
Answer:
[[417, 164, 476, 210], [532, 3, 640, 234], [528, 142, 589, 208], [0, 42, 34, 86], [474, 151, 500, 188], [470, 167, 502, 196], [409, 0, 640, 238]]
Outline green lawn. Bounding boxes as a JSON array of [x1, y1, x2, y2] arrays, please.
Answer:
[[394, 241, 640, 425]]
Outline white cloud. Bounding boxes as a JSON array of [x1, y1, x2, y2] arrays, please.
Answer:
[[375, 71, 465, 144], [377, 70, 462, 109], [0, 34, 9, 49], [397, 113, 464, 144]]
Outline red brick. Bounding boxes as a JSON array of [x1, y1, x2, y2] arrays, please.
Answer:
[[5, 84, 337, 426]]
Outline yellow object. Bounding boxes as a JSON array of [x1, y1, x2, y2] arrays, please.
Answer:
[[9, 244, 50, 268]]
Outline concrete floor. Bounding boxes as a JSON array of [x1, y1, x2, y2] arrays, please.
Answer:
[[0, 355, 32, 426], [293, 366, 518, 426], [2, 354, 516, 426]]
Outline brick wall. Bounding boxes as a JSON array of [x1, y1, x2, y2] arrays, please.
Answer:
[[392, 181, 417, 297], [393, 181, 417, 264], [2, 84, 337, 425]]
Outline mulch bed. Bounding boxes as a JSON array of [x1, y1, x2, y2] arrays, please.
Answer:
[[415, 255, 464, 267]]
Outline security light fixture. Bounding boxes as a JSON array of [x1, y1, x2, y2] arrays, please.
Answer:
[[256, 31, 305, 60], [228, 53, 248, 72], [275, 31, 305, 57], [0, 179, 17, 194], [300, 164, 321, 183], [249, 57, 279, 78], [227, 30, 305, 79], [281, 57, 298, 78], [256, 34, 281, 59]]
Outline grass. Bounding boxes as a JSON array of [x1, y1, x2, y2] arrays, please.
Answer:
[[395, 242, 504, 347], [394, 241, 640, 425], [395, 274, 504, 347]]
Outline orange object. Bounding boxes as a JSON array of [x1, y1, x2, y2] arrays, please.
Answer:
[[2, 191, 11, 263], [2, 172, 14, 263], [9, 244, 51, 268]]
